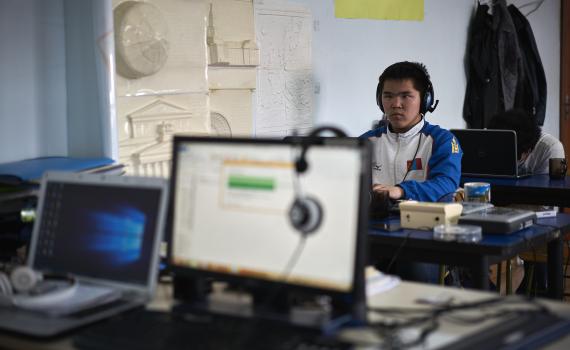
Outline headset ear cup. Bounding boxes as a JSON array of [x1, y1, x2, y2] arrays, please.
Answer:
[[423, 82, 435, 114], [376, 82, 384, 112], [11, 266, 43, 293], [289, 197, 323, 235]]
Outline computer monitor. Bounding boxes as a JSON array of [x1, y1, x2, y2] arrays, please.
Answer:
[[167, 135, 371, 324]]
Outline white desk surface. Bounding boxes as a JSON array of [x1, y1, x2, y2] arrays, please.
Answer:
[[2, 280, 570, 350], [344, 280, 570, 349]]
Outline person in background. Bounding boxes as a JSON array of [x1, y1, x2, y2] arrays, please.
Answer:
[[487, 108, 565, 296], [361, 61, 462, 284], [487, 108, 565, 174], [360, 61, 462, 202]]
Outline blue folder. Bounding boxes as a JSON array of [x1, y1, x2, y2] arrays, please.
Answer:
[[0, 157, 114, 185]]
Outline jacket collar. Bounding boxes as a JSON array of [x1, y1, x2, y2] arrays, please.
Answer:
[[387, 118, 425, 139]]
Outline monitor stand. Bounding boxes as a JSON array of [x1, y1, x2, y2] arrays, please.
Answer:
[[171, 276, 359, 333]]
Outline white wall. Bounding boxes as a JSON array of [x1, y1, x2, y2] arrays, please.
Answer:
[[0, 0, 67, 163], [289, 0, 560, 137], [0, 0, 115, 164], [0, 0, 560, 164]]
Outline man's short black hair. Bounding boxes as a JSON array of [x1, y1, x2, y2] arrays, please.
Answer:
[[487, 108, 541, 158], [377, 61, 431, 101]]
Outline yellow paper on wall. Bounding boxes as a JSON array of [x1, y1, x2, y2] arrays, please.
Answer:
[[335, 0, 424, 21]]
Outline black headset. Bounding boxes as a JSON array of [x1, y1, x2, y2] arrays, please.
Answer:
[[295, 126, 348, 174], [375, 61, 439, 115], [289, 126, 348, 235]]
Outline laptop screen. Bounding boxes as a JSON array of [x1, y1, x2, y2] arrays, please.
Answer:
[[29, 173, 167, 287], [169, 137, 370, 295], [451, 129, 519, 178]]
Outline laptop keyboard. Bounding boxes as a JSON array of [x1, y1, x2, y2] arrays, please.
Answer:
[[73, 309, 350, 350]]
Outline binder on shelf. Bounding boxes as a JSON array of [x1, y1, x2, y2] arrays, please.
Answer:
[[0, 157, 120, 186]]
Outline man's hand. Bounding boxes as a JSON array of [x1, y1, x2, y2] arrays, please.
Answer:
[[372, 183, 404, 200]]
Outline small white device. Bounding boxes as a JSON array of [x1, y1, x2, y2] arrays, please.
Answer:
[[399, 201, 463, 230]]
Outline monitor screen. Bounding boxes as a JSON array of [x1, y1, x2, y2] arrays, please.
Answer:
[[169, 137, 369, 295], [31, 178, 164, 286]]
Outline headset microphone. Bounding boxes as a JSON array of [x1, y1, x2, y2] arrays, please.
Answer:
[[289, 126, 347, 235]]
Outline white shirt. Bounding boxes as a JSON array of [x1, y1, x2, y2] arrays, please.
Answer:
[[522, 132, 565, 174]]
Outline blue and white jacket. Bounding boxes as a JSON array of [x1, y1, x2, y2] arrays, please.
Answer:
[[360, 119, 462, 202]]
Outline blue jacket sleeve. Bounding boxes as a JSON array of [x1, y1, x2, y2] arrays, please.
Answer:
[[398, 131, 462, 202]]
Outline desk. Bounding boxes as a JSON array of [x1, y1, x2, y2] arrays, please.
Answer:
[[462, 175, 570, 207], [346, 281, 570, 349], [368, 214, 570, 299], [2, 281, 570, 349]]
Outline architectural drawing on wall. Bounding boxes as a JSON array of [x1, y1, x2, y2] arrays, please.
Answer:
[[114, 1, 170, 79], [113, 0, 312, 175], [254, 0, 313, 138], [207, 3, 259, 66], [113, 0, 210, 176], [210, 112, 232, 136], [207, 0, 259, 137], [118, 98, 201, 176]]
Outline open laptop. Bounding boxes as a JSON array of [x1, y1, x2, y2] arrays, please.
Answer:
[[451, 129, 531, 178], [0, 171, 168, 337]]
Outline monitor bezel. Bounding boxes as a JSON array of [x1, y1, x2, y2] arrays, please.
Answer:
[[28, 171, 168, 296], [166, 135, 370, 305]]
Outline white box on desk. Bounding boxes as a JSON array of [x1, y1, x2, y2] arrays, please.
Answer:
[[399, 201, 463, 230]]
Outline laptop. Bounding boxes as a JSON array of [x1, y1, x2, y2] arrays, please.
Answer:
[[0, 171, 168, 337], [450, 129, 531, 178]]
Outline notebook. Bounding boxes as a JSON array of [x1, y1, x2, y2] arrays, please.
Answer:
[[0, 171, 168, 337], [451, 129, 531, 179]]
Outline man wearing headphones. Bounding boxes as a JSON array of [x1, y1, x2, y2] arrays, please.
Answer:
[[361, 61, 462, 202]]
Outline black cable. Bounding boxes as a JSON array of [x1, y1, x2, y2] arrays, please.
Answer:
[[446, 308, 537, 323], [401, 318, 440, 348], [367, 296, 551, 349], [368, 295, 549, 322], [252, 146, 313, 305], [368, 295, 500, 315], [385, 231, 412, 274], [221, 147, 314, 348], [383, 225, 432, 275]]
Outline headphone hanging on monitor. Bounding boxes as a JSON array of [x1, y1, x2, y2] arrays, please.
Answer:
[[294, 126, 348, 174], [376, 62, 439, 115], [289, 126, 347, 235]]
